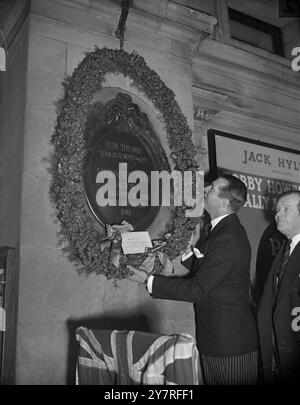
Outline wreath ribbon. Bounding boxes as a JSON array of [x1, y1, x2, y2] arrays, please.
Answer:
[[139, 240, 174, 274], [100, 220, 134, 268]]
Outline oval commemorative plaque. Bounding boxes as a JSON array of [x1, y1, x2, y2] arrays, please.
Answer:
[[83, 93, 167, 230]]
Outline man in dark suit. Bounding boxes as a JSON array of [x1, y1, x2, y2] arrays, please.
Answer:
[[257, 191, 300, 384], [128, 174, 258, 384]]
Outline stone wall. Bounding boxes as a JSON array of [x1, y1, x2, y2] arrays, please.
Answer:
[[192, 30, 300, 280], [14, 0, 216, 384]]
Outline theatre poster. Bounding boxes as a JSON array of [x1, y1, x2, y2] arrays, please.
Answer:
[[207, 129, 300, 288]]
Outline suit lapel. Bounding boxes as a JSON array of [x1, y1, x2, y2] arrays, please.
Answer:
[[209, 214, 238, 237], [197, 214, 238, 257], [275, 242, 300, 309], [198, 214, 236, 248], [271, 244, 285, 301]]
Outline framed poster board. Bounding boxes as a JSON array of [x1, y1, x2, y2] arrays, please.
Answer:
[[207, 129, 300, 302]]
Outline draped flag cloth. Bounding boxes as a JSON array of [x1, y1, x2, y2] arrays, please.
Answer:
[[76, 327, 202, 385]]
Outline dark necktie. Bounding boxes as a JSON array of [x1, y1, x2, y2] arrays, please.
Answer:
[[275, 239, 291, 293], [202, 223, 212, 244]]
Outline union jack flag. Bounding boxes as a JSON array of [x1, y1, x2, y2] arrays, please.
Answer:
[[76, 327, 201, 385]]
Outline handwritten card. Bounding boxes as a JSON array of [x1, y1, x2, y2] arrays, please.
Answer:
[[121, 231, 153, 254]]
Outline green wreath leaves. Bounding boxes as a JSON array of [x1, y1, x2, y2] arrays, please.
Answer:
[[49, 47, 200, 282]]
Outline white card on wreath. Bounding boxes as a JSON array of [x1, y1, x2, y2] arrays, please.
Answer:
[[121, 231, 153, 254]]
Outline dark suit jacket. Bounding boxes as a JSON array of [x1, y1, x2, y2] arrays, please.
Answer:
[[152, 214, 258, 357], [257, 241, 300, 384]]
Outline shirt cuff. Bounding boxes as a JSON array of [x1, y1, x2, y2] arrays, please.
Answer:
[[181, 251, 193, 262], [147, 275, 154, 294]]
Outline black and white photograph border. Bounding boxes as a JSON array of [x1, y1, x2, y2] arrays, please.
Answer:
[[0, 0, 299, 388]]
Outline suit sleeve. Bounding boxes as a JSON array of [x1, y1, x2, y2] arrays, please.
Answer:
[[180, 253, 196, 271], [152, 233, 240, 303], [180, 239, 203, 271]]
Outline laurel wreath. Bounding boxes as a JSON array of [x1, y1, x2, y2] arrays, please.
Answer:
[[49, 47, 199, 284]]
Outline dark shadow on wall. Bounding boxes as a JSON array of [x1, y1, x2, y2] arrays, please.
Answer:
[[66, 310, 156, 385]]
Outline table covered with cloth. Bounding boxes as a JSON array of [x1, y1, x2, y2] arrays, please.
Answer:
[[76, 327, 202, 385]]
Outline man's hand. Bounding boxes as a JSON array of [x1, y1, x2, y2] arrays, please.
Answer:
[[127, 265, 148, 284]]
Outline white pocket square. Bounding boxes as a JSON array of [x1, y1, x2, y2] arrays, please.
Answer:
[[192, 247, 204, 258]]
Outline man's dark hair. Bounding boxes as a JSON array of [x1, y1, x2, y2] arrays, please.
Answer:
[[218, 173, 247, 213], [278, 190, 300, 214]]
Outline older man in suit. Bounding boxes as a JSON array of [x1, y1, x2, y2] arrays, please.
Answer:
[[128, 174, 258, 385], [257, 191, 300, 384]]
